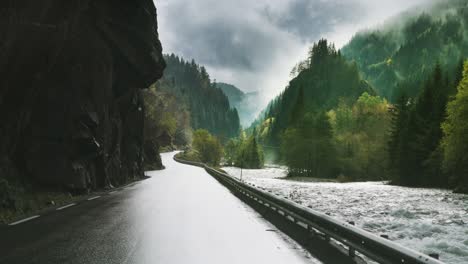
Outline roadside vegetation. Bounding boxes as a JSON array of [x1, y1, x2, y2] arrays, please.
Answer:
[[177, 129, 223, 166], [250, 30, 467, 192], [225, 132, 264, 169], [0, 178, 85, 224], [177, 129, 264, 169]]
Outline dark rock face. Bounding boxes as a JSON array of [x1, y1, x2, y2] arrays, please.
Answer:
[[0, 0, 165, 191]]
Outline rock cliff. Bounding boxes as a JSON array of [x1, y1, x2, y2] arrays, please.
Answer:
[[0, 0, 165, 192]]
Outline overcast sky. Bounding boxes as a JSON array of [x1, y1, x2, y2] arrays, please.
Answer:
[[155, 0, 436, 107]]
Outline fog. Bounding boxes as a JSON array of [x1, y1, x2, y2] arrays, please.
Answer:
[[155, 0, 438, 110]]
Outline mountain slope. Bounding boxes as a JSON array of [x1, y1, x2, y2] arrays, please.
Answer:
[[157, 54, 240, 139], [217, 83, 245, 106], [250, 40, 378, 178], [216, 83, 262, 127], [342, 0, 468, 99], [261, 39, 374, 145]]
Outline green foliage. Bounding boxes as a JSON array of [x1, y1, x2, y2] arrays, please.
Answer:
[[224, 139, 239, 166], [342, 1, 468, 100], [176, 149, 202, 164], [281, 112, 336, 178], [329, 93, 391, 180], [216, 83, 261, 127], [259, 39, 374, 152], [192, 129, 223, 166], [442, 61, 468, 192], [387, 94, 411, 183], [143, 85, 192, 168], [216, 83, 245, 107], [388, 64, 458, 187], [0, 174, 89, 224], [340, 1, 468, 189], [143, 84, 192, 146], [158, 54, 240, 139], [234, 135, 264, 169], [252, 39, 374, 177]]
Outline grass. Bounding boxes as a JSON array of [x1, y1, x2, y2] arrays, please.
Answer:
[[175, 150, 202, 163], [0, 188, 85, 225]]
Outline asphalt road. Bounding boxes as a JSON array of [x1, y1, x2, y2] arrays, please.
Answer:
[[0, 152, 318, 264]]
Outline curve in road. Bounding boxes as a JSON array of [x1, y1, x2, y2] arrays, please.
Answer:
[[0, 152, 318, 264]]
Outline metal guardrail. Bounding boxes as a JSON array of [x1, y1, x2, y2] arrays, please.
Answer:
[[174, 157, 445, 264]]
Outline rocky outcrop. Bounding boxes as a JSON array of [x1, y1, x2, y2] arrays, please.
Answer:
[[0, 0, 165, 192]]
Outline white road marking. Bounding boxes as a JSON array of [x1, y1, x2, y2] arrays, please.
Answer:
[[87, 196, 101, 201], [9, 215, 40, 226], [109, 191, 117, 194], [56, 203, 76, 211]]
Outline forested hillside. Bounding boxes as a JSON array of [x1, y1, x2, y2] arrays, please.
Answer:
[[250, 1, 468, 192], [260, 39, 374, 147], [342, 0, 468, 100], [388, 61, 466, 191], [339, 0, 468, 191], [216, 83, 245, 107], [216, 83, 262, 127], [157, 54, 240, 140], [252, 39, 386, 179], [142, 84, 191, 169]]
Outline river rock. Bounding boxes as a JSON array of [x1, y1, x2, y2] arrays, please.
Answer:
[[0, 0, 165, 192]]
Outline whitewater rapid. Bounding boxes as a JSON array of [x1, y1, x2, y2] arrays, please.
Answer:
[[223, 167, 468, 264]]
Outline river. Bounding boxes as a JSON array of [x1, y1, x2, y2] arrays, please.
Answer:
[[222, 166, 468, 264]]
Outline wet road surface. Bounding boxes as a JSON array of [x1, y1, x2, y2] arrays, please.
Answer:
[[0, 152, 317, 264]]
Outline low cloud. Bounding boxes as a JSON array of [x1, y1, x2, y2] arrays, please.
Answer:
[[262, 0, 365, 42], [156, 0, 437, 111]]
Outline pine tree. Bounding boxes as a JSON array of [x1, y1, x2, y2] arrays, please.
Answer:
[[388, 64, 457, 187], [441, 61, 468, 192], [290, 86, 305, 126], [388, 94, 410, 184], [417, 64, 450, 186], [158, 55, 240, 139]]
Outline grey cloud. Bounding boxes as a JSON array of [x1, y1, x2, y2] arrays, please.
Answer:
[[169, 22, 278, 71], [159, 0, 284, 72], [156, 0, 436, 111], [262, 0, 365, 42]]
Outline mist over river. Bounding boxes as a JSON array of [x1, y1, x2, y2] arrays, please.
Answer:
[[223, 167, 468, 264]]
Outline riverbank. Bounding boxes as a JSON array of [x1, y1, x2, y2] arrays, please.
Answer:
[[222, 166, 468, 264], [281, 176, 338, 183]]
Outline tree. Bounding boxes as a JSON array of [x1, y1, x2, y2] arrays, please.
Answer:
[[329, 93, 391, 180], [411, 64, 449, 186], [289, 87, 305, 126], [224, 139, 239, 166], [234, 135, 264, 169], [158, 54, 240, 139], [281, 112, 336, 178], [387, 64, 456, 187], [388, 94, 411, 184], [143, 84, 192, 169], [341, 2, 468, 99], [441, 61, 468, 192], [192, 129, 223, 166]]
